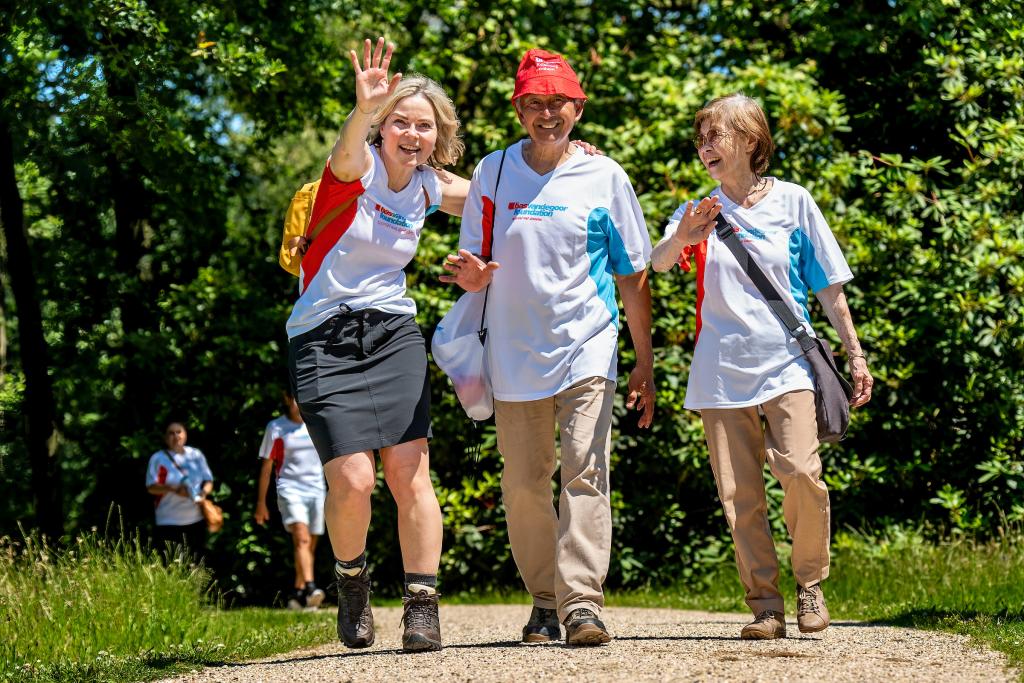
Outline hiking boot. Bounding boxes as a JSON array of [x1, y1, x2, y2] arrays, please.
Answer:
[[740, 610, 787, 640], [304, 583, 325, 609], [797, 583, 830, 633], [334, 564, 374, 648], [563, 608, 611, 646], [522, 606, 561, 643], [401, 585, 442, 652]]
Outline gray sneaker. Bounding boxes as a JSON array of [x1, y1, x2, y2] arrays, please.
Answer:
[[797, 583, 830, 633], [304, 584, 325, 609], [334, 564, 374, 648], [740, 610, 787, 639], [522, 606, 561, 643], [563, 608, 611, 646]]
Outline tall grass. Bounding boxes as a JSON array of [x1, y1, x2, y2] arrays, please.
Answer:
[[0, 531, 332, 683]]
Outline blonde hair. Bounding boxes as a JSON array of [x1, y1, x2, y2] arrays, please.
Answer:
[[694, 93, 775, 176], [368, 74, 464, 168]]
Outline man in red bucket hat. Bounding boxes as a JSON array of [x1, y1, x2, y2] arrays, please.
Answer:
[[441, 48, 655, 646]]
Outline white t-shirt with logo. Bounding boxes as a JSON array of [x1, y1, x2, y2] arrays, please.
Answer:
[[664, 179, 853, 409], [286, 146, 443, 338], [459, 141, 652, 401], [145, 447, 214, 527], [257, 416, 325, 497]]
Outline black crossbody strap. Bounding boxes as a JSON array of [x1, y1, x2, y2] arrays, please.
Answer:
[[713, 214, 817, 354], [478, 149, 508, 340]]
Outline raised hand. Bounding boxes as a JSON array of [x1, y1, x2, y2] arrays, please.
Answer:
[[673, 196, 722, 247], [440, 249, 500, 292], [349, 37, 402, 115]]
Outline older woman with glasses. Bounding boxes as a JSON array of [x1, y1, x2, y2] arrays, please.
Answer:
[[651, 93, 873, 640]]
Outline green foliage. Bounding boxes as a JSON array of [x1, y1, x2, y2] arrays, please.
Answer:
[[1, 0, 1022, 601]]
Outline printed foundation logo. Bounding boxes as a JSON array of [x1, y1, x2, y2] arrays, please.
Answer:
[[731, 225, 767, 241], [375, 203, 417, 236], [508, 201, 568, 219]]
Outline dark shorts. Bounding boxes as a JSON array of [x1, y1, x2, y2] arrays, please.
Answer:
[[288, 306, 432, 463]]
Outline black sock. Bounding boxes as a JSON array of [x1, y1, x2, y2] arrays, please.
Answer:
[[336, 553, 366, 576], [304, 581, 318, 593], [405, 572, 437, 594]]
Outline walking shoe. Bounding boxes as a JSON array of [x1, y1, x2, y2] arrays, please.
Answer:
[[797, 583, 830, 633], [401, 584, 442, 652], [740, 610, 787, 639], [304, 583, 325, 609], [522, 606, 561, 643], [333, 564, 374, 648], [563, 608, 611, 646], [286, 588, 305, 611]]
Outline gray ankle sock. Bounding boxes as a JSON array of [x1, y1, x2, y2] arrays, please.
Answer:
[[336, 553, 366, 577]]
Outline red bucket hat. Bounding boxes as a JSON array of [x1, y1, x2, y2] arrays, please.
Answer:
[[511, 49, 587, 102]]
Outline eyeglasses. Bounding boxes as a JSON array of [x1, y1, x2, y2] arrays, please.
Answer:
[[520, 95, 571, 112], [693, 128, 731, 149]]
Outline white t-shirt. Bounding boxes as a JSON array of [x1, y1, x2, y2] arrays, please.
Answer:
[[145, 447, 213, 527], [664, 179, 853, 409], [459, 141, 652, 401], [257, 416, 325, 497], [286, 146, 443, 338]]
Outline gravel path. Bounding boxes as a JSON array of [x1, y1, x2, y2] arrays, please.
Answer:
[[163, 605, 1016, 682]]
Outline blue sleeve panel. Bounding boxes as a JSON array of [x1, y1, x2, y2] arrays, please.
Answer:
[[788, 228, 830, 323], [587, 207, 636, 325]]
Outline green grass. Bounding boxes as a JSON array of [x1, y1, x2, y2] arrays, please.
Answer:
[[610, 529, 1024, 675], [0, 534, 335, 683], [3, 530, 1021, 681]]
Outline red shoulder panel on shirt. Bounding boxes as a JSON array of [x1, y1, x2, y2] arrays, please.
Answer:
[[301, 163, 366, 291]]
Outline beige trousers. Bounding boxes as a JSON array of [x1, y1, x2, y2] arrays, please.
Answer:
[[494, 376, 615, 622], [701, 389, 830, 615]]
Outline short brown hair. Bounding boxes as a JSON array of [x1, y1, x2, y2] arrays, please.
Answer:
[[368, 74, 465, 168], [694, 94, 774, 176]]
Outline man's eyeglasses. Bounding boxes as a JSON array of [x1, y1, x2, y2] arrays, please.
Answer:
[[521, 96, 571, 112]]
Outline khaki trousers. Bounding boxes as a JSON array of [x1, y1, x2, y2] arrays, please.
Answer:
[[495, 376, 615, 622], [701, 389, 830, 615]]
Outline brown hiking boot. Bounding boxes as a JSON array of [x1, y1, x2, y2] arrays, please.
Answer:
[[564, 608, 612, 646], [334, 564, 374, 648], [740, 610, 787, 639], [797, 583, 830, 633], [522, 606, 561, 643], [401, 585, 442, 652]]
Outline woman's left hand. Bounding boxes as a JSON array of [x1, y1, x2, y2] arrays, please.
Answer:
[[572, 139, 604, 156], [849, 356, 873, 408]]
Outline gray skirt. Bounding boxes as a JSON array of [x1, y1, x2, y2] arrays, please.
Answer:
[[288, 305, 432, 463]]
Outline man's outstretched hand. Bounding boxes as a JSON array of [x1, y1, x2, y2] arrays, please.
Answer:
[[440, 249, 500, 292]]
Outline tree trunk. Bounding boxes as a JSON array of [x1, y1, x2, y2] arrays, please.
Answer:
[[0, 120, 64, 541]]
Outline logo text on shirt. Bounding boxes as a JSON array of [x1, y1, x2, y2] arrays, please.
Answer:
[[375, 204, 417, 236], [508, 201, 568, 219]]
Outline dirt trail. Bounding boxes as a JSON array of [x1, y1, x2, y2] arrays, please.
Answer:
[[161, 605, 1016, 682]]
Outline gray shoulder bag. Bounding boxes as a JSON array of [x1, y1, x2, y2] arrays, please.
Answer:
[[713, 214, 854, 443]]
